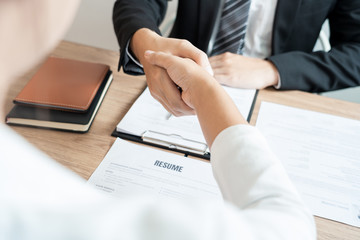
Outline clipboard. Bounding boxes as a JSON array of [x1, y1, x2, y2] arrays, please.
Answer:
[[112, 129, 211, 159], [111, 88, 258, 160]]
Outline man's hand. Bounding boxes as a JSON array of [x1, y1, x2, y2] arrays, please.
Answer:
[[209, 52, 279, 89], [131, 28, 213, 116]]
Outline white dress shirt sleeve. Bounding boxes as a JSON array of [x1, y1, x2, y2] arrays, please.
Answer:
[[121, 39, 145, 75], [0, 124, 315, 240], [125, 39, 143, 68], [211, 125, 315, 239]]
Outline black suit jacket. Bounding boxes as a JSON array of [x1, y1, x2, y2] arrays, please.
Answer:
[[113, 0, 360, 92]]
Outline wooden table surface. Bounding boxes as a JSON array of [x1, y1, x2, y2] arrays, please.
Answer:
[[5, 41, 360, 240]]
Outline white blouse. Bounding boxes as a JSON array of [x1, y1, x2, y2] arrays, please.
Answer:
[[0, 123, 315, 240]]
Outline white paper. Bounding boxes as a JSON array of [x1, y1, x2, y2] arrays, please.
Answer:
[[256, 101, 360, 227], [117, 87, 256, 147], [88, 139, 222, 202]]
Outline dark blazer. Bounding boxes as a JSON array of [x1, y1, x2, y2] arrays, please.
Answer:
[[113, 0, 360, 92]]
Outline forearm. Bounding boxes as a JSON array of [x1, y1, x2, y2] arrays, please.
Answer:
[[269, 44, 360, 92], [211, 125, 316, 239], [113, 0, 167, 70], [141, 49, 315, 239], [131, 28, 162, 66], [190, 78, 247, 148]]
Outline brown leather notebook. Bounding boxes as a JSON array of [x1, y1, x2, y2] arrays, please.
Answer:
[[14, 57, 110, 112]]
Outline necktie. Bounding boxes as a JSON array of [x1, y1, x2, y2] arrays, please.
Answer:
[[211, 0, 251, 56]]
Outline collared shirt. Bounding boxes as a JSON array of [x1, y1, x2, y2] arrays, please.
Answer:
[[243, 0, 278, 59], [124, 0, 278, 69]]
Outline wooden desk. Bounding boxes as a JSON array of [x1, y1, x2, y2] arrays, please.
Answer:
[[5, 41, 360, 240]]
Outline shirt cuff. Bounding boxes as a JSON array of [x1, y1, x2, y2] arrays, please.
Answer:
[[273, 74, 281, 89], [126, 40, 143, 68], [122, 39, 145, 75]]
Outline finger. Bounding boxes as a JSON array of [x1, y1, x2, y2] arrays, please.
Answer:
[[160, 73, 195, 116], [144, 64, 178, 116], [166, 91, 195, 116], [209, 55, 227, 69], [172, 40, 213, 75], [144, 51, 188, 95], [209, 58, 223, 69], [144, 50, 176, 70], [146, 65, 194, 116], [159, 100, 178, 116], [210, 57, 228, 74], [148, 85, 177, 116], [185, 50, 213, 76], [147, 84, 177, 116], [209, 53, 224, 62], [212, 65, 229, 75]]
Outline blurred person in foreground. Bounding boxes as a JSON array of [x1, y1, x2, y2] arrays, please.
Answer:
[[0, 0, 315, 239]]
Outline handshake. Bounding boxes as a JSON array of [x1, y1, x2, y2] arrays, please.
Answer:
[[143, 48, 246, 148], [132, 28, 279, 117]]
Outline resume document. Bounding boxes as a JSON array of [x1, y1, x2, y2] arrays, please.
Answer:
[[88, 139, 222, 202], [256, 102, 360, 227]]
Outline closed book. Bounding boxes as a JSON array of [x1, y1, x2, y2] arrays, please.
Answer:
[[6, 70, 113, 132], [13, 57, 110, 112]]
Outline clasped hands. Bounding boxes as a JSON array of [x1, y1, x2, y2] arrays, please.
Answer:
[[131, 28, 279, 116]]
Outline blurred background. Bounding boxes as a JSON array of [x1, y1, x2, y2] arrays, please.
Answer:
[[64, 0, 360, 103]]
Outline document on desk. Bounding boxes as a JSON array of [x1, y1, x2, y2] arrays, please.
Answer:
[[88, 138, 222, 202], [256, 102, 360, 227], [115, 87, 256, 156]]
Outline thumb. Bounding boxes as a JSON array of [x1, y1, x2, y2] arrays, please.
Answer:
[[194, 52, 213, 76], [173, 44, 213, 76], [144, 50, 172, 70]]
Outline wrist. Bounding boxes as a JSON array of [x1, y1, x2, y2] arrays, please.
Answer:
[[191, 76, 220, 111], [191, 76, 246, 147], [130, 28, 161, 65], [263, 60, 279, 87]]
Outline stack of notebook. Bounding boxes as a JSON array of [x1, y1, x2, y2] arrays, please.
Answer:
[[6, 57, 113, 132]]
